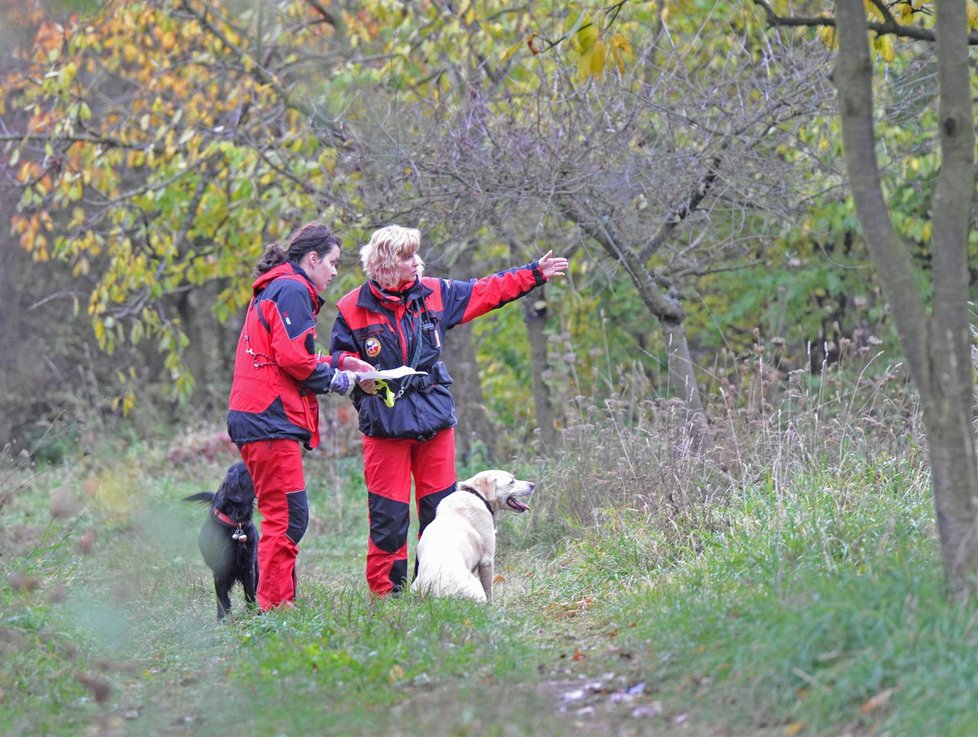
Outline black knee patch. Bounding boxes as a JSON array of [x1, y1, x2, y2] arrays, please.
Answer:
[[418, 485, 454, 534], [368, 492, 409, 553], [286, 490, 309, 544]]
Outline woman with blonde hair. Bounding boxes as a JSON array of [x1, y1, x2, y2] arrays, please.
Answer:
[[330, 225, 568, 596]]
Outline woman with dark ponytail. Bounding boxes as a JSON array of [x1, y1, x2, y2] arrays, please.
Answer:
[[228, 222, 374, 612]]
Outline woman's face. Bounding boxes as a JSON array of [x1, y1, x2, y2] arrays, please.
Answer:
[[396, 251, 420, 285], [305, 245, 341, 293]]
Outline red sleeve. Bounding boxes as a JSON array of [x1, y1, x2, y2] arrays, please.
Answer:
[[441, 262, 546, 327]]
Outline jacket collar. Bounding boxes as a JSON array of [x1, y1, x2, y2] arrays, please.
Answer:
[[252, 262, 324, 313], [356, 278, 432, 313]]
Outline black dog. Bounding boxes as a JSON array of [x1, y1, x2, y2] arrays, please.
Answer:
[[184, 461, 258, 619]]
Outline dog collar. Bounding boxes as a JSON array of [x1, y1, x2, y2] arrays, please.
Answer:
[[211, 508, 250, 543], [460, 486, 493, 516], [211, 508, 238, 527]]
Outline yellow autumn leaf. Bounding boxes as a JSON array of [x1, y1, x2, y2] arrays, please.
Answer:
[[589, 39, 607, 78], [500, 38, 523, 63], [574, 18, 599, 54], [894, 2, 915, 23], [16, 160, 39, 183], [817, 23, 836, 50], [612, 32, 632, 54], [784, 722, 805, 736], [875, 34, 895, 62]]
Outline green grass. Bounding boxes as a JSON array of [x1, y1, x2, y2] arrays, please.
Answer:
[[2, 406, 977, 737]]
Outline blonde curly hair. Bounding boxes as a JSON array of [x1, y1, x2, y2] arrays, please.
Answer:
[[360, 225, 426, 288]]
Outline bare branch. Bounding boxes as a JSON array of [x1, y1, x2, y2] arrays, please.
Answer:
[[751, 0, 978, 44]]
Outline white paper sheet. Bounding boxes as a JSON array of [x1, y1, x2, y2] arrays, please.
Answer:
[[354, 365, 427, 381]]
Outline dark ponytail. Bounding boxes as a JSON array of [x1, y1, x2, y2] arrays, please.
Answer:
[[254, 243, 288, 275], [254, 222, 342, 276]]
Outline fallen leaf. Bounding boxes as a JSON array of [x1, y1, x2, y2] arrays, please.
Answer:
[[861, 688, 895, 715]]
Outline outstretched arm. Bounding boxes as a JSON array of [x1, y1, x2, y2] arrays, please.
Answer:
[[442, 251, 571, 327]]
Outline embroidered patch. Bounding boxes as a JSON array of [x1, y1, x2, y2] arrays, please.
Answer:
[[365, 337, 382, 357]]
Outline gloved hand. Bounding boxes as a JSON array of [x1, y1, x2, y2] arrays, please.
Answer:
[[329, 369, 357, 395]]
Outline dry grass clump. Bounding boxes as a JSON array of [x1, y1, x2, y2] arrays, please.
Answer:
[[537, 356, 925, 551]]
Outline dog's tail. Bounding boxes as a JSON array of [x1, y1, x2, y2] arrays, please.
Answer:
[[183, 492, 216, 505]]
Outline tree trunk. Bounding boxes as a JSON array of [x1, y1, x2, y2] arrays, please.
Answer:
[[490, 222, 561, 451], [524, 290, 558, 448], [663, 318, 703, 414], [445, 246, 498, 463], [834, 0, 978, 597], [175, 289, 215, 412]]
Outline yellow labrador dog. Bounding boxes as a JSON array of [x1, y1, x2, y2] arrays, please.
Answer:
[[412, 470, 535, 603]]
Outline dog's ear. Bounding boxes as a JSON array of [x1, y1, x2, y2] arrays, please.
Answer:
[[474, 473, 494, 501]]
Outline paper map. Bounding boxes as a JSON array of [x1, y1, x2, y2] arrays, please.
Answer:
[[355, 365, 427, 381]]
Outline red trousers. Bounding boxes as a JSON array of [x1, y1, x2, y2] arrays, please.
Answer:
[[362, 428, 456, 595], [239, 439, 308, 611]]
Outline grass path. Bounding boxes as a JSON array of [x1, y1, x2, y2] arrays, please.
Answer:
[[3, 438, 976, 736]]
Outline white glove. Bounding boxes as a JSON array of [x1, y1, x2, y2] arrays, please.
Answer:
[[329, 369, 357, 395]]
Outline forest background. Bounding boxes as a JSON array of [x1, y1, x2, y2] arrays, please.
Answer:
[[1, 0, 911, 458], [4, 1, 978, 736]]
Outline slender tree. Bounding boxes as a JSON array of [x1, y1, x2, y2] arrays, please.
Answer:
[[756, 0, 978, 597]]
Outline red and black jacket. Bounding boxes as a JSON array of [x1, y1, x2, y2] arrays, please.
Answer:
[[227, 262, 341, 450], [329, 261, 547, 440]]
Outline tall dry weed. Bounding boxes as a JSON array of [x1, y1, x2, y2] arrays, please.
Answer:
[[538, 353, 926, 548]]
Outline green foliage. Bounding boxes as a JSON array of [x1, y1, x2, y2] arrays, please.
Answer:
[[3, 0, 362, 404]]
